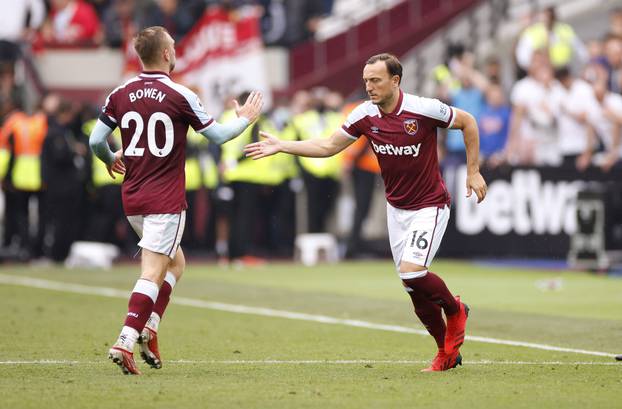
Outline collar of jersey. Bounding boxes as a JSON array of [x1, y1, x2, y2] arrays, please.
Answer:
[[378, 89, 404, 117], [139, 71, 170, 79]]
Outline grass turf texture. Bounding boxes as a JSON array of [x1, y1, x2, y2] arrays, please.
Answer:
[[1, 260, 620, 409]]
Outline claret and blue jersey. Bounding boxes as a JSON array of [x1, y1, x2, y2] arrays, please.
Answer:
[[100, 71, 214, 217], [341, 89, 455, 211]]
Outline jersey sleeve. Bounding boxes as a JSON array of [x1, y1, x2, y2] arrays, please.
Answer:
[[179, 90, 214, 132], [340, 103, 367, 139], [99, 90, 118, 130], [417, 97, 455, 129]]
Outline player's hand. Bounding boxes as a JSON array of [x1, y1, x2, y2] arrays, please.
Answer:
[[466, 172, 487, 203], [244, 131, 282, 159], [106, 149, 125, 179], [234, 91, 263, 124]]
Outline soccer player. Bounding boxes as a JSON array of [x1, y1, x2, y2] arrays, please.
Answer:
[[89, 26, 263, 375], [245, 53, 487, 372]]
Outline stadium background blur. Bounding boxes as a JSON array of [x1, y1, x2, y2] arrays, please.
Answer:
[[1, 0, 621, 272]]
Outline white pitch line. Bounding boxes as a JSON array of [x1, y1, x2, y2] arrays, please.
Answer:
[[0, 359, 619, 366], [0, 274, 617, 359]]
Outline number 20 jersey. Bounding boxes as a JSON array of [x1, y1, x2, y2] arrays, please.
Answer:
[[100, 71, 213, 216]]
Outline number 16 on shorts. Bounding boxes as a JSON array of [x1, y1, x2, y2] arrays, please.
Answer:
[[407, 230, 430, 261], [400, 205, 450, 268]]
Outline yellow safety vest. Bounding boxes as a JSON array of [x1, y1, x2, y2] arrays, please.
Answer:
[[220, 110, 291, 186], [524, 22, 577, 68], [185, 128, 205, 191], [0, 111, 47, 191], [291, 110, 343, 179], [433, 64, 461, 92], [84, 119, 124, 187]]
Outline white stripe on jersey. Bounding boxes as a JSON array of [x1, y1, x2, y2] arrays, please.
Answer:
[[156, 77, 213, 128], [344, 101, 380, 127], [399, 93, 454, 126], [102, 76, 142, 122]]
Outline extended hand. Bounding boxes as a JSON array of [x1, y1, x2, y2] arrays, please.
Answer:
[[234, 91, 263, 123], [244, 131, 282, 159], [466, 172, 487, 203], [107, 149, 126, 179]]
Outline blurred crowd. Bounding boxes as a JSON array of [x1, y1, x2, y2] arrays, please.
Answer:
[[433, 6, 622, 172], [0, 0, 333, 51]]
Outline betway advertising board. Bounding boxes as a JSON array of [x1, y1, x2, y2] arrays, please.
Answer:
[[439, 165, 621, 258]]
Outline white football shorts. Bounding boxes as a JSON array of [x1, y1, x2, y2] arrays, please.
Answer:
[[127, 211, 186, 259], [387, 203, 450, 275]]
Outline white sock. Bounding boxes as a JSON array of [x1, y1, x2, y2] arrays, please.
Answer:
[[146, 312, 161, 332], [116, 326, 139, 351]]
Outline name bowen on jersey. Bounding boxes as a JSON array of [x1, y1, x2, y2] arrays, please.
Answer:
[[100, 71, 214, 216]]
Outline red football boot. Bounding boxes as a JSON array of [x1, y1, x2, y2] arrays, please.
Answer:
[[421, 349, 463, 372], [108, 346, 141, 375], [138, 327, 162, 369], [445, 296, 470, 354]]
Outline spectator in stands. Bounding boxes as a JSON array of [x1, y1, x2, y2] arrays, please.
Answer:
[[41, 98, 90, 262], [515, 6, 587, 73], [505, 51, 564, 166], [444, 50, 486, 166], [102, 0, 138, 48], [141, 0, 195, 42], [555, 67, 598, 169], [41, 0, 102, 45], [0, 0, 45, 64], [478, 83, 510, 166], [281, 0, 327, 46], [602, 35, 622, 93], [608, 7, 622, 39], [581, 78, 622, 172]]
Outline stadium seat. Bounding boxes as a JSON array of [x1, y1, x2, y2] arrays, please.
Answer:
[[295, 233, 340, 266], [65, 241, 120, 269]]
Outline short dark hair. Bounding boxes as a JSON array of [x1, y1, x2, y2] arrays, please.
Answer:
[[134, 26, 169, 66], [366, 53, 402, 84]]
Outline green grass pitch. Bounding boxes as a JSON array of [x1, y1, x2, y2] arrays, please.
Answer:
[[1, 260, 620, 409]]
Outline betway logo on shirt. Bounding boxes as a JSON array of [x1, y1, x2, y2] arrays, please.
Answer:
[[371, 140, 421, 157]]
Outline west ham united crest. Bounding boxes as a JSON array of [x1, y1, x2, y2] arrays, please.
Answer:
[[403, 119, 418, 135]]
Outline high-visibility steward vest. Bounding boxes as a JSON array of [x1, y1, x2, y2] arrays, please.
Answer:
[[433, 64, 461, 92], [524, 22, 577, 68], [185, 128, 205, 191], [0, 111, 47, 191], [291, 109, 344, 179], [220, 110, 290, 186], [202, 149, 219, 190], [84, 118, 124, 187]]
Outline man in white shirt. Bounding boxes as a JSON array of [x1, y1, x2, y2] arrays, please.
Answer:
[[506, 51, 565, 166], [582, 78, 622, 172], [555, 67, 599, 169]]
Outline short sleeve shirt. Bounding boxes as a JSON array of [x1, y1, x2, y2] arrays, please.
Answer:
[[100, 71, 214, 216], [341, 90, 454, 210]]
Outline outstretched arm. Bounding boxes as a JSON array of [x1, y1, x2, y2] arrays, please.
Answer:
[[450, 108, 487, 203], [200, 91, 263, 145], [244, 129, 355, 159]]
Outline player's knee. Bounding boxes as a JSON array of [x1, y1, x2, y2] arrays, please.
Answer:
[[398, 260, 427, 275], [168, 248, 185, 281]]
